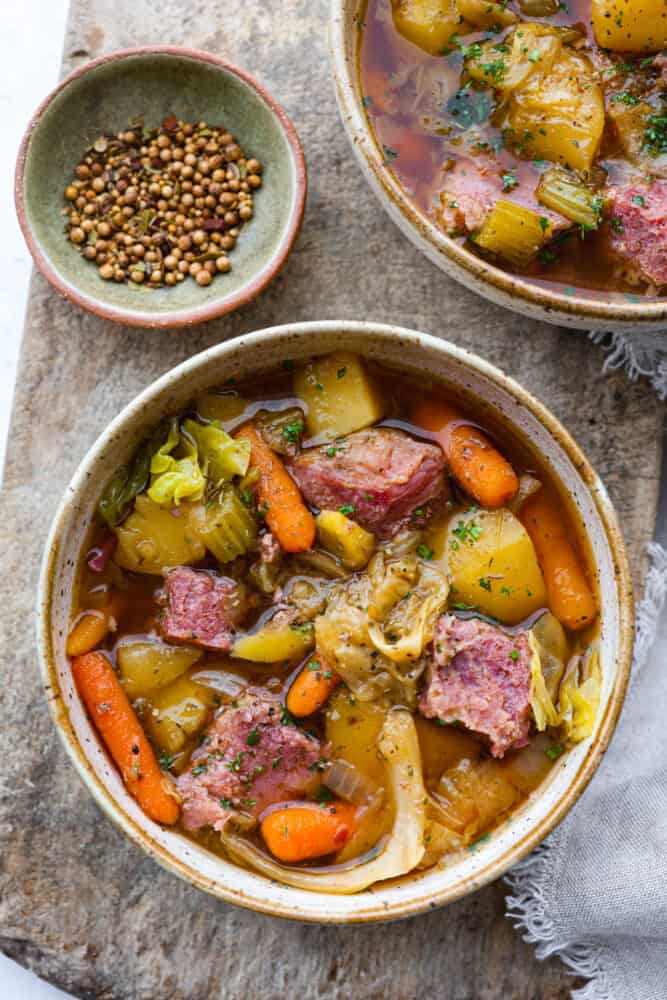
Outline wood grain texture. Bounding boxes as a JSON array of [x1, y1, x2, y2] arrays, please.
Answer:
[[0, 1, 662, 997]]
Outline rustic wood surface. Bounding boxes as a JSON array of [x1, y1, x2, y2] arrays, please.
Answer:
[[0, 2, 663, 998]]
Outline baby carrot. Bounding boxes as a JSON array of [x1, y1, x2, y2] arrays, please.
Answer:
[[71, 651, 180, 825], [412, 398, 518, 508], [261, 801, 357, 863], [235, 423, 316, 553], [520, 491, 597, 631], [286, 655, 341, 717], [66, 592, 123, 657]]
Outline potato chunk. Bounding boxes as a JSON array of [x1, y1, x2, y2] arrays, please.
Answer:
[[444, 508, 547, 624], [592, 0, 667, 53], [476, 200, 554, 268], [294, 352, 384, 442], [232, 621, 315, 662], [114, 494, 205, 575], [391, 0, 465, 54], [316, 510, 376, 570], [144, 673, 216, 754], [117, 640, 203, 699], [508, 49, 604, 174]]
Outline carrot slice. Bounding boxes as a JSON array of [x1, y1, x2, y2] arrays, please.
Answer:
[[71, 651, 180, 825], [520, 491, 597, 631], [235, 423, 316, 553], [286, 655, 341, 717], [413, 398, 518, 508], [66, 592, 123, 657], [261, 801, 357, 863]]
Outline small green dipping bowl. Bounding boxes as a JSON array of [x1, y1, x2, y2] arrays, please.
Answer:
[[15, 47, 307, 329]]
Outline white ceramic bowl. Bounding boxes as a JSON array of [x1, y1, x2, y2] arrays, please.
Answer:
[[38, 321, 633, 922], [329, 2, 667, 333]]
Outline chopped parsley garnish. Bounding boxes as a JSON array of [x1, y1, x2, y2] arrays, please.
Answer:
[[546, 743, 565, 761], [307, 659, 321, 671], [452, 601, 478, 611], [469, 833, 491, 851], [453, 519, 483, 544], [290, 622, 314, 635], [159, 751, 176, 769], [509, 649, 520, 661], [417, 543, 434, 560], [632, 194, 645, 207], [246, 728, 260, 747], [382, 144, 399, 162], [339, 503, 356, 516], [227, 752, 244, 773], [611, 217, 625, 233], [501, 172, 518, 192], [479, 576, 492, 592], [644, 114, 667, 157], [337, 366, 347, 379], [240, 488, 253, 507], [282, 420, 303, 443], [325, 446, 338, 458], [280, 705, 294, 726], [315, 786, 335, 806], [219, 797, 234, 809], [611, 91, 640, 106], [192, 763, 208, 776], [539, 216, 550, 234]]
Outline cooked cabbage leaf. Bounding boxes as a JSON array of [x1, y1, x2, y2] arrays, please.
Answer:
[[528, 630, 560, 731], [182, 418, 251, 483], [98, 422, 170, 528], [558, 645, 601, 743], [368, 562, 449, 664], [148, 420, 205, 506], [190, 485, 257, 564], [220, 710, 426, 893]]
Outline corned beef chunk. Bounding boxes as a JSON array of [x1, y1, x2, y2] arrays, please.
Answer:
[[419, 614, 532, 758], [608, 181, 667, 288], [160, 567, 248, 652], [288, 427, 447, 538], [177, 687, 325, 829]]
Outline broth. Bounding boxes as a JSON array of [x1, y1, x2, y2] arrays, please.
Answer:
[[359, 0, 667, 300], [67, 353, 601, 889]]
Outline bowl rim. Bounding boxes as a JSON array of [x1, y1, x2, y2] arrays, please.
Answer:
[[328, 2, 667, 331], [14, 45, 307, 330], [37, 320, 634, 922]]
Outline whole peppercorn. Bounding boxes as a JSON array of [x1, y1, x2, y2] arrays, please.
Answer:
[[196, 269, 212, 286]]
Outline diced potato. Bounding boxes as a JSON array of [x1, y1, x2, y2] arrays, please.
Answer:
[[316, 510, 376, 570], [444, 508, 548, 624], [117, 640, 203, 699], [391, 0, 466, 54], [508, 49, 604, 174], [114, 494, 205, 575], [195, 392, 248, 427], [232, 621, 315, 662], [592, 0, 667, 52], [190, 487, 257, 565], [456, 0, 517, 28], [144, 673, 216, 754], [436, 757, 518, 840], [325, 689, 387, 786], [466, 24, 560, 93], [476, 200, 554, 268], [293, 352, 384, 442]]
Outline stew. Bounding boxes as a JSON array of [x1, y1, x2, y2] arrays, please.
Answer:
[[360, 0, 667, 299], [68, 352, 601, 892]]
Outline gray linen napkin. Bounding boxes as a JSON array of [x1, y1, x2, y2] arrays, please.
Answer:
[[506, 543, 667, 1000], [590, 331, 667, 398]]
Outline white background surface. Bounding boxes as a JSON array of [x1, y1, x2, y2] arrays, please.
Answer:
[[1, 3, 77, 996]]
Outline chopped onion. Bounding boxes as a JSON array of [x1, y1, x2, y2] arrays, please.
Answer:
[[190, 667, 246, 698], [293, 549, 348, 579], [219, 710, 426, 893], [508, 473, 542, 513], [323, 759, 381, 806]]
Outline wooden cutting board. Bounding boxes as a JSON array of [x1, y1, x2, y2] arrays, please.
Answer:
[[0, 2, 663, 997]]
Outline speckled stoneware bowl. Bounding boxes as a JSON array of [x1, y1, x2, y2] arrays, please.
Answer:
[[38, 321, 633, 922], [330, 2, 667, 333], [15, 47, 306, 329]]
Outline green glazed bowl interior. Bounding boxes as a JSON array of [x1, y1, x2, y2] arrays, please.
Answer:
[[16, 48, 306, 328]]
